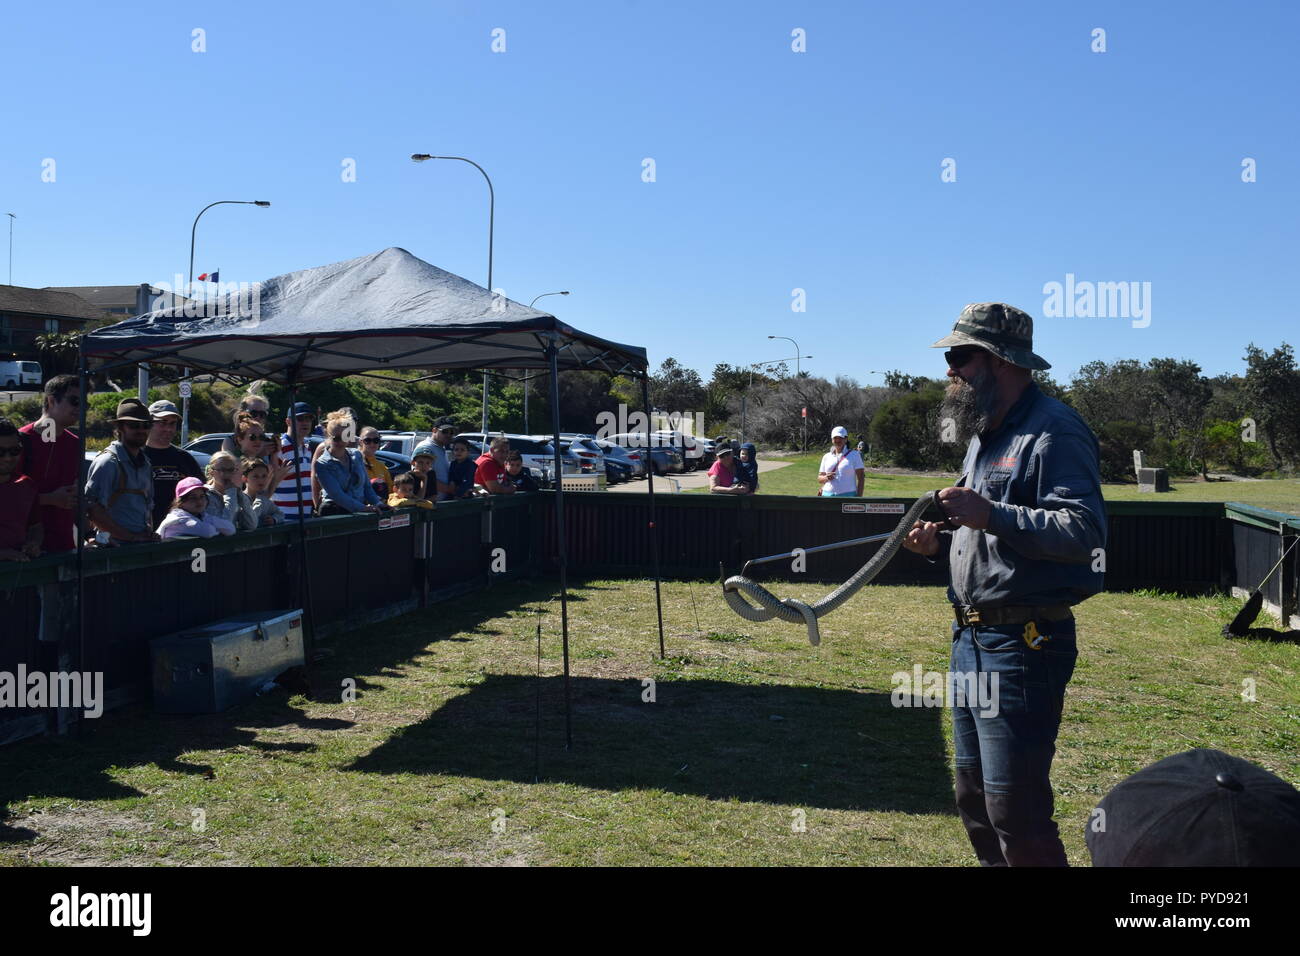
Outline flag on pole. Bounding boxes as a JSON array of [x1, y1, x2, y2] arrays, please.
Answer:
[[197, 270, 219, 283]]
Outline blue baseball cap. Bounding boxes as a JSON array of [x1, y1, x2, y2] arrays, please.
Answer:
[[290, 402, 314, 418]]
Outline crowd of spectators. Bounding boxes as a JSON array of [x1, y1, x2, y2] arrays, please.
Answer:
[[0, 380, 548, 559]]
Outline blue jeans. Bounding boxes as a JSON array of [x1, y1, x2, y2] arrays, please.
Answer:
[[950, 616, 1078, 866]]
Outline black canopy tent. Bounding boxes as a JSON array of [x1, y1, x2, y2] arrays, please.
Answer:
[[78, 247, 667, 746]]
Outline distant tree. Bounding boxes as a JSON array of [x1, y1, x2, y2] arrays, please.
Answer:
[[883, 370, 923, 392], [649, 357, 706, 417], [1242, 343, 1300, 469]]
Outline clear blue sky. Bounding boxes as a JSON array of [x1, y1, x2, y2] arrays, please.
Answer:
[[3, 0, 1296, 384]]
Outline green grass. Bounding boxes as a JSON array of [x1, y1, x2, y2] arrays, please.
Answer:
[[1, 578, 1295, 866], [702, 454, 1300, 515]]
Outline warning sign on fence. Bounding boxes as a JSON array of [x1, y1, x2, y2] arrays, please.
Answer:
[[847, 502, 906, 514]]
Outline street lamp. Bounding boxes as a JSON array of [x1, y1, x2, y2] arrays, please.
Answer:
[[180, 200, 271, 443], [412, 153, 495, 435], [6, 213, 14, 286], [767, 336, 809, 451], [524, 291, 570, 433]]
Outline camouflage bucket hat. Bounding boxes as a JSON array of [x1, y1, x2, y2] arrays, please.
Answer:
[[931, 302, 1051, 370]]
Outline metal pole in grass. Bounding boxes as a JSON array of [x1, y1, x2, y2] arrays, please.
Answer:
[[534, 609, 543, 782], [546, 340, 572, 749], [640, 374, 666, 658]]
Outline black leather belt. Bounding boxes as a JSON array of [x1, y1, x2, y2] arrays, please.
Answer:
[[953, 604, 1073, 627]]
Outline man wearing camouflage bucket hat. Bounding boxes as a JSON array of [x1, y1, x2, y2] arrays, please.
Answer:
[[903, 302, 1106, 866]]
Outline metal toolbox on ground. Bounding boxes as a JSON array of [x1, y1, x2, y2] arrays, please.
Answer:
[[150, 609, 306, 714]]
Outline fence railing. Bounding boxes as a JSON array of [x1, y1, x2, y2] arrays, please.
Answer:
[[2, 490, 1295, 746]]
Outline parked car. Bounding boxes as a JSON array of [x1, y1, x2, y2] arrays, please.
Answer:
[[594, 439, 646, 479], [377, 430, 423, 458], [604, 433, 684, 476], [653, 430, 707, 471], [555, 434, 608, 477], [183, 433, 411, 479], [602, 457, 633, 484], [1, 360, 42, 389]]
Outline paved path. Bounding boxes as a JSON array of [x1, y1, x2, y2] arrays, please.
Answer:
[[608, 458, 791, 493]]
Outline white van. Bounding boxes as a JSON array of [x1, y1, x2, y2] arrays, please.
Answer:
[[0, 360, 42, 388]]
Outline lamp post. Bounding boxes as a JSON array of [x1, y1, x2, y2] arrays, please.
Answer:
[[182, 199, 271, 443], [525, 291, 569, 433], [412, 153, 495, 435], [767, 335, 807, 451], [6, 213, 13, 286]]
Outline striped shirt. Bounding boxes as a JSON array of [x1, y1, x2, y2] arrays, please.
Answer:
[[273, 436, 315, 519]]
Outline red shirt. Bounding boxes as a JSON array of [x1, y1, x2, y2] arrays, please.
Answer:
[[18, 422, 80, 553], [0, 473, 40, 552], [474, 453, 509, 490]]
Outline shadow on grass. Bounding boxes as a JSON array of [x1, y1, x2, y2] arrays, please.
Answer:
[[1226, 626, 1300, 645], [0, 583, 558, 841], [348, 674, 955, 814]]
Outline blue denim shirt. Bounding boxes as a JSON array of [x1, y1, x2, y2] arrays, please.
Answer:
[[316, 447, 381, 512], [941, 382, 1107, 608]]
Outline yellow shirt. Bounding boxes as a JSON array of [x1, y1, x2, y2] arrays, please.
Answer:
[[388, 492, 432, 510], [364, 455, 393, 491]]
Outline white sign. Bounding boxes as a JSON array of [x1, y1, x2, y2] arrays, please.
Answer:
[[179, 381, 192, 399], [864, 503, 905, 514]]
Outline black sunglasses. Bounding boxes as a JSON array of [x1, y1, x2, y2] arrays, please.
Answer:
[[244, 408, 269, 418], [361, 437, 380, 444], [944, 347, 985, 369]]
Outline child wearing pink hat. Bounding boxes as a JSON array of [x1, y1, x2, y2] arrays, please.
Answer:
[[157, 476, 238, 539]]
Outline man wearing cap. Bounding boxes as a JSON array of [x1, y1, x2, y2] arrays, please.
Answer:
[[903, 302, 1106, 867], [84, 398, 160, 545], [273, 403, 317, 519], [818, 426, 865, 497], [412, 421, 456, 501], [143, 399, 204, 528]]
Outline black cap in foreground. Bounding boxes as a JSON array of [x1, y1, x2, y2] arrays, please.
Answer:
[[1086, 748, 1300, 866]]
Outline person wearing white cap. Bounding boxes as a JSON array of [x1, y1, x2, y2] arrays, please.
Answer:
[[817, 426, 864, 497]]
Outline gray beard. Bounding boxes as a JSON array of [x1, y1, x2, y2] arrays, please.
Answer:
[[940, 367, 1000, 439]]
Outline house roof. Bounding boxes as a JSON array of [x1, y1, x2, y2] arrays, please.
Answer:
[[44, 285, 145, 310], [0, 285, 109, 322]]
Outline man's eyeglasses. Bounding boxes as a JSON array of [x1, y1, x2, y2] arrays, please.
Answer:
[[944, 347, 985, 369]]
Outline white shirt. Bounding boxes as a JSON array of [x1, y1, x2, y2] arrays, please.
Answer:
[[818, 448, 863, 495]]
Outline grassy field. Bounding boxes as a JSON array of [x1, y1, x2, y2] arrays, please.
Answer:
[[715, 454, 1300, 515], [1, 577, 1295, 866]]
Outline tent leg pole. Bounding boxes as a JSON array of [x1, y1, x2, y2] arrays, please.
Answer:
[[548, 346, 572, 750], [288, 383, 316, 667], [641, 375, 666, 659], [74, 349, 88, 736]]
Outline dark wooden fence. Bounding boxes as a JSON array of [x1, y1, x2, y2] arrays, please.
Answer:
[[2, 490, 1295, 746]]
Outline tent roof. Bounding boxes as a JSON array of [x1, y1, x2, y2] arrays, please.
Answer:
[[81, 247, 647, 383]]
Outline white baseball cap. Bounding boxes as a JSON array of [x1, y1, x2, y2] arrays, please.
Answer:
[[830, 426, 848, 438]]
